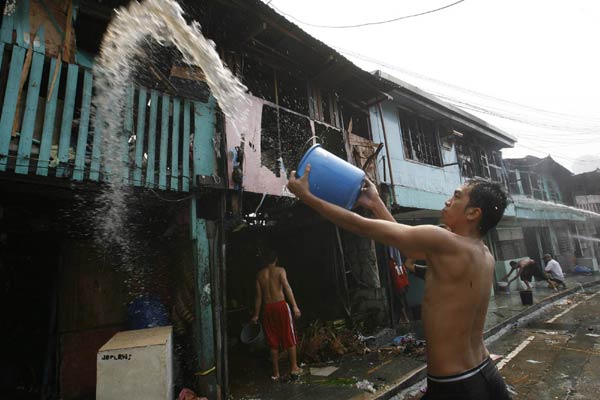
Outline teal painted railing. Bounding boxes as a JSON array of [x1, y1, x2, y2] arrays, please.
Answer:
[[0, 44, 216, 192]]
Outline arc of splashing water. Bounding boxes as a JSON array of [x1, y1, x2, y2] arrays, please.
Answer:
[[91, 0, 249, 256]]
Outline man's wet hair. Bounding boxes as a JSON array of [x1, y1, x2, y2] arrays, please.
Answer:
[[465, 179, 508, 236]]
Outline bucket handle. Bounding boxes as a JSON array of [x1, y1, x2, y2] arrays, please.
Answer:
[[301, 135, 321, 154]]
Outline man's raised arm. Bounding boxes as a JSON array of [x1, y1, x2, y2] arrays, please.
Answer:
[[287, 165, 454, 259]]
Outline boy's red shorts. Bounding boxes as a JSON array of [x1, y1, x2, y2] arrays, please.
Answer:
[[262, 300, 297, 350]]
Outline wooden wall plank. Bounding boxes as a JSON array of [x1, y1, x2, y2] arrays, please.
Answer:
[[0, 2, 15, 44], [56, 63, 79, 177], [192, 97, 216, 183], [158, 94, 170, 190], [0, 45, 26, 171], [170, 98, 180, 191], [182, 100, 191, 192], [72, 69, 93, 181], [14, 0, 29, 48], [37, 57, 62, 176], [15, 51, 44, 174], [133, 87, 147, 186], [89, 116, 103, 182], [145, 90, 158, 187]]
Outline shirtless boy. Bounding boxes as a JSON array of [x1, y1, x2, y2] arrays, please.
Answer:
[[251, 249, 302, 380], [288, 164, 511, 399]]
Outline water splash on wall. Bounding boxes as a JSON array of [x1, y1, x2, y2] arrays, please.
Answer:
[[91, 0, 247, 266]]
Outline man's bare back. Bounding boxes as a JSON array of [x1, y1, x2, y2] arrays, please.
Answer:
[[252, 263, 301, 322], [423, 235, 494, 376], [256, 266, 286, 304]]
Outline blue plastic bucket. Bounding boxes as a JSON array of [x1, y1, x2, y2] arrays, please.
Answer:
[[240, 323, 266, 349], [127, 296, 169, 330], [297, 144, 365, 209]]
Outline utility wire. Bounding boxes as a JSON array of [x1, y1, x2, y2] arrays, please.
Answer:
[[268, 0, 466, 29], [339, 47, 600, 125]]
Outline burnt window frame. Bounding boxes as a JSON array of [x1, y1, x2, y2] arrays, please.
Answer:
[[398, 111, 443, 167]]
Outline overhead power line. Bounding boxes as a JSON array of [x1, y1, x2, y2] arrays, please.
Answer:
[[268, 0, 466, 29]]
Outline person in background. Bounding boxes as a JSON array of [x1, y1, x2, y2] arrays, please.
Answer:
[[520, 257, 558, 291], [388, 247, 410, 323], [543, 254, 567, 289], [250, 249, 302, 380], [499, 260, 520, 286]]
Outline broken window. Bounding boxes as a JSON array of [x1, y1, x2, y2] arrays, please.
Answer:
[[341, 101, 370, 139], [456, 139, 508, 186], [315, 123, 347, 160], [508, 170, 520, 194], [529, 174, 544, 200], [260, 105, 312, 176], [519, 170, 544, 199], [242, 56, 276, 103], [277, 70, 309, 115], [546, 178, 561, 202], [398, 112, 442, 167], [520, 171, 533, 197], [488, 151, 505, 185], [309, 84, 340, 128], [458, 145, 490, 179]]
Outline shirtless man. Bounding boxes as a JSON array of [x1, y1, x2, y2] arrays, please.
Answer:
[[250, 249, 302, 380], [288, 165, 511, 399], [501, 258, 535, 290]]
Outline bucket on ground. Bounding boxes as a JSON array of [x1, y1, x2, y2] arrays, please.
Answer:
[[519, 290, 533, 305], [296, 144, 365, 209], [240, 323, 265, 348], [497, 281, 510, 294]]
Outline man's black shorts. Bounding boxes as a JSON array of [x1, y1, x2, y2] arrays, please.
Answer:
[[423, 357, 511, 399]]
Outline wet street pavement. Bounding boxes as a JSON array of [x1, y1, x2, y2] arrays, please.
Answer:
[[231, 275, 600, 400], [397, 282, 600, 399], [489, 287, 600, 399]]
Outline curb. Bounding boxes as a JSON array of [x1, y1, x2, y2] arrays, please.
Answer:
[[372, 279, 600, 400]]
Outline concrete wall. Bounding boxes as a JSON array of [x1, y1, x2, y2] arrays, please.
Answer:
[[369, 102, 462, 210]]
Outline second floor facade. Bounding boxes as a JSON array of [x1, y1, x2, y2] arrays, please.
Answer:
[[367, 71, 516, 211]]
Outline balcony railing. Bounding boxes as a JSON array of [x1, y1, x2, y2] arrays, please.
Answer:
[[0, 43, 216, 192]]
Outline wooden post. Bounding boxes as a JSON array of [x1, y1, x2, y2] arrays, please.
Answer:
[[190, 97, 219, 396]]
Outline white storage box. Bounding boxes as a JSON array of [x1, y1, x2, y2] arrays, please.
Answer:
[[97, 326, 173, 400]]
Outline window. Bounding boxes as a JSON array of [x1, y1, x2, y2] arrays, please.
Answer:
[[455, 139, 508, 186], [456, 143, 491, 180], [508, 170, 520, 194], [545, 178, 561, 203], [309, 85, 340, 128], [399, 112, 442, 167]]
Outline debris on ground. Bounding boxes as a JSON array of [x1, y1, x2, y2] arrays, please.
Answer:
[[526, 359, 543, 364], [298, 320, 370, 363], [298, 321, 425, 368], [381, 333, 426, 357], [585, 333, 600, 337], [356, 379, 377, 393]]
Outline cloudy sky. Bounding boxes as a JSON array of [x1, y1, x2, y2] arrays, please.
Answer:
[[262, 0, 600, 173]]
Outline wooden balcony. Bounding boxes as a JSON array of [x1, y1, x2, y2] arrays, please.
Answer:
[[0, 43, 217, 192]]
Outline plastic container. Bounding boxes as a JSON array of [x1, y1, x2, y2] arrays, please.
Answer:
[[519, 290, 533, 305], [240, 323, 265, 348], [497, 282, 510, 293], [127, 296, 169, 330], [297, 144, 365, 209]]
